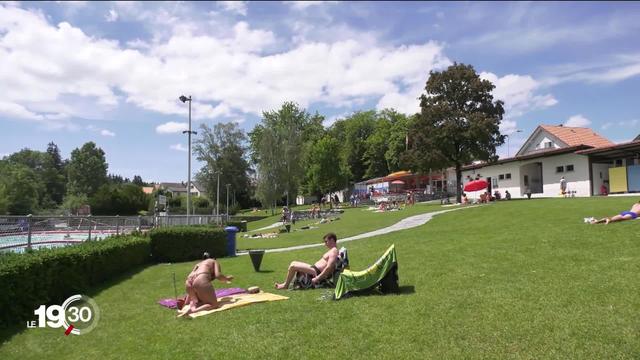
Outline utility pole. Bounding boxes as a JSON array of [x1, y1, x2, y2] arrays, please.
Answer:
[[226, 183, 231, 221], [216, 171, 220, 224], [179, 95, 196, 224]]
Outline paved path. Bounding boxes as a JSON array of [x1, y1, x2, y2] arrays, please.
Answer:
[[238, 205, 474, 255], [253, 221, 284, 232]]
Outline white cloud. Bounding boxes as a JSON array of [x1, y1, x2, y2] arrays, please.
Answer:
[[156, 121, 188, 134], [170, 143, 187, 152], [601, 119, 639, 130], [0, 5, 459, 127], [564, 114, 591, 128], [218, 1, 247, 16], [500, 120, 519, 135], [100, 129, 115, 137], [480, 72, 558, 118], [284, 1, 339, 11], [105, 9, 118, 22]]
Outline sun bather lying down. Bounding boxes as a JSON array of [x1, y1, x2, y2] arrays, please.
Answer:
[[589, 200, 640, 224], [177, 253, 234, 317]]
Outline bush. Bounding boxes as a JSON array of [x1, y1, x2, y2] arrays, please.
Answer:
[[149, 226, 227, 263], [0, 235, 150, 328]]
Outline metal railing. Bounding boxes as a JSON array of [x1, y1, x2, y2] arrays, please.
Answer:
[[0, 214, 228, 252]]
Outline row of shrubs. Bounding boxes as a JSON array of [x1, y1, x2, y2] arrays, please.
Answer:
[[0, 226, 229, 328]]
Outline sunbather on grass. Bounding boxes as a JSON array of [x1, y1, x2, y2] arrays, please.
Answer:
[[275, 233, 338, 290], [590, 200, 640, 224], [177, 254, 234, 317]]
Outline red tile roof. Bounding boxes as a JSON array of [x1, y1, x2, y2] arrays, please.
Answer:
[[540, 125, 614, 148]]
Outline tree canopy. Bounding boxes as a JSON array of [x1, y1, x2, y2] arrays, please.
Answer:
[[407, 63, 505, 202]]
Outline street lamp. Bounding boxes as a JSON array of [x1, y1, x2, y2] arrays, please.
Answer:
[[215, 171, 221, 224], [226, 184, 231, 221], [506, 129, 523, 158], [179, 95, 197, 224]]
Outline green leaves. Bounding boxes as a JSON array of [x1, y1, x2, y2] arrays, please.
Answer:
[[409, 63, 506, 202], [67, 142, 108, 197]]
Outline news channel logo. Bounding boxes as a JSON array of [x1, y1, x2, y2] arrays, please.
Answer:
[[27, 294, 100, 336]]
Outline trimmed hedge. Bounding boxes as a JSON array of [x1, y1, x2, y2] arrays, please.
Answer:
[[0, 235, 151, 328], [149, 226, 227, 262]]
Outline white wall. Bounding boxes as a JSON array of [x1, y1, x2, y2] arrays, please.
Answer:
[[592, 162, 612, 195], [519, 132, 563, 155], [462, 153, 592, 199]]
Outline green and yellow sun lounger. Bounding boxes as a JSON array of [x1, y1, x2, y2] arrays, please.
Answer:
[[334, 244, 399, 300]]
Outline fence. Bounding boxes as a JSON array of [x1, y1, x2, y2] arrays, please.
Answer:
[[0, 214, 228, 252]]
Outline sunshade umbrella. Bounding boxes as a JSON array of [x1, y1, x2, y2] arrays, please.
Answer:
[[463, 179, 488, 192], [391, 180, 405, 184]]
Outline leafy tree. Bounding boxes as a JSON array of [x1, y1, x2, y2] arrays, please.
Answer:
[[0, 162, 42, 214], [90, 183, 149, 215], [249, 102, 324, 209], [407, 63, 505, 202], [132, 175, 145, 186], [43, 142, 66, 205], [194, 122, 252, 210], [303, 135, 349, 198], [61, 193, 89, 215], [0, 182, 9, 215], [330, 111, 377, 182], [67, 142, 108, 196]]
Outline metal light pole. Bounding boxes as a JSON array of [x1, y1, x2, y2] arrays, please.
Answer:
[[179, 95, 196, 224], [216, 171, 221, 224], [226, 184, 231, 221]]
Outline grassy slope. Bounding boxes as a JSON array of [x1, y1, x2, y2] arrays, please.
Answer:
[[238, 203, 443, 250], [1, 197, 639, 359]]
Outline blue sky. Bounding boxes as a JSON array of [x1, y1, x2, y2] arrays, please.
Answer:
[[1, 1, 639, 182]]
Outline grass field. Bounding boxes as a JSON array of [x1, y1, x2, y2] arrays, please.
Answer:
[[239, 203, 442, 250], [1, 197, 639, 359]]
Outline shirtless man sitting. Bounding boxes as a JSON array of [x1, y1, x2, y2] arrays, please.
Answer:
[[177, 254, 234, 317], [275, 233, 339, 290], [590, 200, 640, 224]]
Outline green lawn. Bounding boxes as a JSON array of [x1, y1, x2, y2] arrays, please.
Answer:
[[238, 203, 442, 250], [1, 197, 639, 359]]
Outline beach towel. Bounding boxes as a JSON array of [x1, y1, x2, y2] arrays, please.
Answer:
[[188, 291, 289, 318], [158, 287, 247, 309], [334, 244, 398, 300]]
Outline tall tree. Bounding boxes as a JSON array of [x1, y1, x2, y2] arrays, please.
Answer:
[[132, 175, 145, 186], [330, 111, 377, 182], [67, 142, 108, 197], [43, 142, 66, 205], [194, 122, 252, 210], [249, 102, 324, 208], [0, 162, 42, 214], [303, 135, 349, 198], [407, 63, 505, 203]]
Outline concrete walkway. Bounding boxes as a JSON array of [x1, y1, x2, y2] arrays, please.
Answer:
[[253, 221, 284, 232], [238, 205, 474, 255]]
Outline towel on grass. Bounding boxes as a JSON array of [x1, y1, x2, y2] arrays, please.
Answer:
[[188, 291, 289, 318], [158, 287, 246, 309]]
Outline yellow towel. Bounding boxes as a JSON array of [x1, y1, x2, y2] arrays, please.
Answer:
[[187, 291, 289, 318]]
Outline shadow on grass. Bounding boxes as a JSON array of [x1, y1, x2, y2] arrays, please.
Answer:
[[0, 264, 150, 344], [254, 270, 274, 273], [339, 284, 416, 300]]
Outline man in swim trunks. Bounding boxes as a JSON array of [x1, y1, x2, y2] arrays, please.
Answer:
[[275, 233, 339, 290], [590, 200, 640, 224], [177, 255, 234, 317]]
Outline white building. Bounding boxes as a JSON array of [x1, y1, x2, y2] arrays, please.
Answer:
[[461, 125, 640, 198]]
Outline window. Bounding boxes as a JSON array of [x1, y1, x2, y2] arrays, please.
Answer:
[[545, 141, 553, 149], [566, 164, 574, 172], [492, 178, 498, 188], [505, 173, 511, 179], [499, 174, 505, 180], [556, 166, 564, 173], [615, 159, 623, 167]]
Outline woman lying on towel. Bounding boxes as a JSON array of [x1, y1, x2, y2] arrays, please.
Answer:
[[177, 253, 234, 317], [589, 200, 640, 224]]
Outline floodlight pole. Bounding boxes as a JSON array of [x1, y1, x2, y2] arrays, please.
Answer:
[[506, 129, 523, 158], [216, 171, 220, 224], [180, 95, 195, 225], [226, 184, 231, 222]]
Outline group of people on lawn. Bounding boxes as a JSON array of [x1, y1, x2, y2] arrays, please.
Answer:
[[177, 232, 339, 317], [177, 197, 640, 317]]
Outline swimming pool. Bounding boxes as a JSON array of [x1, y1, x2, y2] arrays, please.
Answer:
[[0, 231, 116, 253]]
